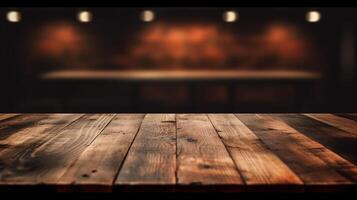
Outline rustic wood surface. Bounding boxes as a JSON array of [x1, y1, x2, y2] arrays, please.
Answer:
[[0, 114, 356, 192]]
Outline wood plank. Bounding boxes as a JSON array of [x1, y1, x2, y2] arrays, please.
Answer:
[[176, 114, 243, 191], [0, 114, 20, 122], [0, 113, 355, 191], [0, 114, 48, 142], [261, 114, 357, 182], [0, 114, 115, 186], [0, 114, 83, 149], [304, 114, 357, 136], [1, 114, 77, 156], [208, 114, 303, 191], [274, 114, 357, 165], [0, 114, 83, 191], [115, 114, 176, 190], [335, 114, 357, 122], [236, 114, 354, 191], [58, 114, 145, 192]]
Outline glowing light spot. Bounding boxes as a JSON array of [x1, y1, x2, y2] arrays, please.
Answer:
[[306, 11, 321, 23], [141, 10, 155, 22], [223, 11, 238, 22], [6, 11, 21, 23], [77, 11, 92, 23]]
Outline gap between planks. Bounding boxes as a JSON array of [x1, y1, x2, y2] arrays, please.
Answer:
[[1, 114, 356, 192], [207, 114, 304, 192], [236, 114, 356, 192]]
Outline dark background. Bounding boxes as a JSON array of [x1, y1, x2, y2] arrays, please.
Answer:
[[0, 7, 356, 113]]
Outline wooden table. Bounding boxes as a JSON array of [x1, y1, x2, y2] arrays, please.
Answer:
[[0, 113, 356, 192]]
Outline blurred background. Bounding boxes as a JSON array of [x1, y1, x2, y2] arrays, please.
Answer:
[[0, 7, 356, 112]]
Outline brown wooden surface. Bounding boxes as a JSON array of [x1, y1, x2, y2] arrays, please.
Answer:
[[0, 114, 20, 122], [236, 114, 355, 192], [58, 114, 145, 192], [274, 114, 357, 164], [208, 114, 303, 191], [0, 113, 356, 192], [303, 114, 357, 136], [116, 114, 177, 189], [176, 114, 243, 191]]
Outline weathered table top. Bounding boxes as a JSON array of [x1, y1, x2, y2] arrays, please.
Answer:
[[0, 113, 356, 192]]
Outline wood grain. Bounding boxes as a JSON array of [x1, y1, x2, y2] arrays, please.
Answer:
[[176, 114, 243, 191], [58, 114, 145, 192], [0, 114, 114, 186], [0, 114, 82, 154], [304, 114, 357, 136], [267, 115, 357, 182], [335, 114, 357, 121], [0, 114, 48, 142], [274, 114, 357, 165], [208, 114, 303, 191], [0, 113, 355, 192], [236, 114, 354, 191], [0, 114, 20, 122], [116, 114, 176, 188]]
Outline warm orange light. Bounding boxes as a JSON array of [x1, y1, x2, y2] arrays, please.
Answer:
[[77, 11, 92, 23], [117, 22, 315, 70], [34, 23, 85, 57], [141, 10, 155, 22], [6, 11, 21, 22], [265, 23, 307, 60], [127, 24, 230, 69]]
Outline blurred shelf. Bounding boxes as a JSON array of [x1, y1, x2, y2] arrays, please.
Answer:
[[40, 69, 321, 83]]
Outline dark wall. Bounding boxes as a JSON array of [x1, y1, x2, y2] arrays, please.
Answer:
[[4, 8, 326, 71], [0, 7, 356, 112]]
